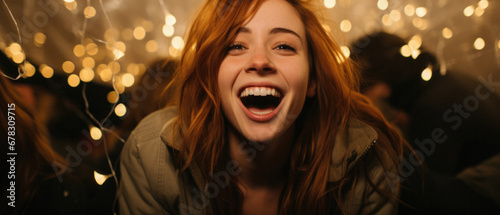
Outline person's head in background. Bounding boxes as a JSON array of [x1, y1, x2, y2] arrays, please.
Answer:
[[350, 31, 440, 134], [166, 0, 405, 214]]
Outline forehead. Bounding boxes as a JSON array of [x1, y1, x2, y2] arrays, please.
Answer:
[[243, 0, 305, 37]]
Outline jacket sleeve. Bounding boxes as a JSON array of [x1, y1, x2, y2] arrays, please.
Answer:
[[345, 152, 400, 215], [118, 131, 169, 215]]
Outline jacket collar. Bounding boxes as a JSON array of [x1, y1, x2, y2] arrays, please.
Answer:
[[160, 113, 377, 183]]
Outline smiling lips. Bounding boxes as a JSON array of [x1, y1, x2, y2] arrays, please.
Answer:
[[239, 86, 284, 122]]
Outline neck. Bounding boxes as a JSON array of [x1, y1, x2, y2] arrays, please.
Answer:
[[228, 124, 295, 189]]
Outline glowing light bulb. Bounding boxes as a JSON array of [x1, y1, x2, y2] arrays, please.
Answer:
[[324, 0, 336, 8], [404, 4, 415, 16], [121, 73, 135, 87], [115, 103, 127, 117], [421, 66, 432, 81], [94, 171, 111, 185], [442, 27, 453, 39], [68, 74, 80, 87], [146, 40, 158, 53], [172, 36, 185, 49], [165, 14, 177, 26], [340, 20, 352, 32], [415, 7, 427, 17], [62, 61, 75, 73], [90, 126, 102, 140], [474, 37, 485, 50], [400, 45, 411, 57], [40, 64, 54, 78], [390, 10, 401, 21], [107, 91, 119, 103], [377, 0, 388, 10], [84, 6, 96, 18], [79, 68, 95, 82], [133, 27, 146, 40], [340, 46, 350, 58], [463, 5, 474, 17]]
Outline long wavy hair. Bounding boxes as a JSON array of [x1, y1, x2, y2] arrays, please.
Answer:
[[168, 0, 406, 214], [0, 75, 67, 214]]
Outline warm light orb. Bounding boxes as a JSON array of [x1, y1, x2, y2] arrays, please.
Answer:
[[34, 32, 46, 47], [172, 36, 185, 49], [400, 45, 411, 57], [90, 126, 102, 140], [442, 27, 453, 39], [474, 37, 485, 50], [165, 14, 177, 26], [114, 103, 127, 117], [408, 35, 422, 50], [21, 62, 36, 78], [162, 25, 175, 37], [68, 74, 80, 87], [82, 57, 95, 69], [107, 91, 119, 103], [79, 68, 95, 82], [377, 0, 388, 10], [340, 20, 352, 32], [478, 0, 489, 9], [146, 40, 158, 53], [133, 27, 146, 40], [463, 5, 474, 17], [390, 10, 401, 21], [340, 46, 350, 58], [415, 7, 427, 17], [73, 44, 85, 57], [62, 61, 75, 73], [421, 66, 432, 81], [40, 64, 54, 78], [121, 73, 135, 87], [324, 0, 336, 8], [84, 6, 96, 18], [404, 4, 415, 16]]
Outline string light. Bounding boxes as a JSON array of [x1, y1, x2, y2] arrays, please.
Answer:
[[84, 6, 96, 18], [400, 45, 411, 57], [145, 40, 158, 53], [421, 65, 433, 81], [86, 43, 99, 56], [107, 91, 119, 103], [133, 26, 146, 40], [67, 74, 80, 87], [475, 7, 485, 17], [40, 64, 54, 79], [64, 1, 77, 11], [62, 61, 75, 73], [377, 0, 388, 10], [474, 37, 485, 50], [382, 14, 393, 26], [442, 27, 453, 39], [94, 171, 111, 185], [114, 103, 127, 117], [121, 73, 135, 87], [390, 10, 401, 22], [172, 36, 185, 49], [404, 4, 415, 16], [33, 32, 46, 47], [20, 62, 36, 78], [340, 20, 352, 32], [82, 56, 95, 69], [340, 46, 350, 58], [408, 35, 422, 50], [324, 0, 336, 8], [163, 25, 175, 37], [165, 14, 177, 26], [478, 0, 489, 9], [415, 7, 427, 17], [79, 68, 95, 82], [463, 5, 474, 17], [90, 126, 103, 140], [73, 44, 85, 57]]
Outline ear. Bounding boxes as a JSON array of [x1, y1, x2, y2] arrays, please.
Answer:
[[306, 78, 317, 97]]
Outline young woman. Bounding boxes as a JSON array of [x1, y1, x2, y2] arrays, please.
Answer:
[[119, 0, 406, 214]]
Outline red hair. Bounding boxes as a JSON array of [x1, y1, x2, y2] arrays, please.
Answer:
[[167, 0, 406, 214]]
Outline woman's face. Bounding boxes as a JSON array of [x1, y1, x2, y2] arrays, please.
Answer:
[[218, 0, 315, 142]]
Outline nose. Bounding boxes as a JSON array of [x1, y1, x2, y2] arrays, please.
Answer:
[[245, 48, 275, 74]]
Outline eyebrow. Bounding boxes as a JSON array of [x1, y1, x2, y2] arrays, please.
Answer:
[[236, 27, 302, 40]]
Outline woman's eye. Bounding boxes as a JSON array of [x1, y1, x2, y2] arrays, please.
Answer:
[[274, 44, 296, 52], [228, 43, 245, 51]]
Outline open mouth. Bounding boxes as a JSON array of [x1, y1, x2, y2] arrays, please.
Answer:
[[239, 87, 283, 115]]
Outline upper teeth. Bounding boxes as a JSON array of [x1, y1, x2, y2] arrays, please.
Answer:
[[240, 87, 281, 97]]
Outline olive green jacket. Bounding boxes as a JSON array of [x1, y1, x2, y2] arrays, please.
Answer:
[[118, 106, 399, 214]]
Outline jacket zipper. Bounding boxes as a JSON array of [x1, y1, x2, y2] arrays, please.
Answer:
[[345, 139, 377, 176]]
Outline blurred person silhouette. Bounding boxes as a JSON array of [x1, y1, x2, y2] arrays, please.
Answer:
[[351, 31, 500, 214], [0, 73, 87, 214]]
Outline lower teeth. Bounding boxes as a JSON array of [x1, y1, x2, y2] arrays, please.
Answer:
[[250, 110, 273, 115]]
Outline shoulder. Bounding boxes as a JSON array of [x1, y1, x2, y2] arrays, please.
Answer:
[[128, 106, 178, 143]]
